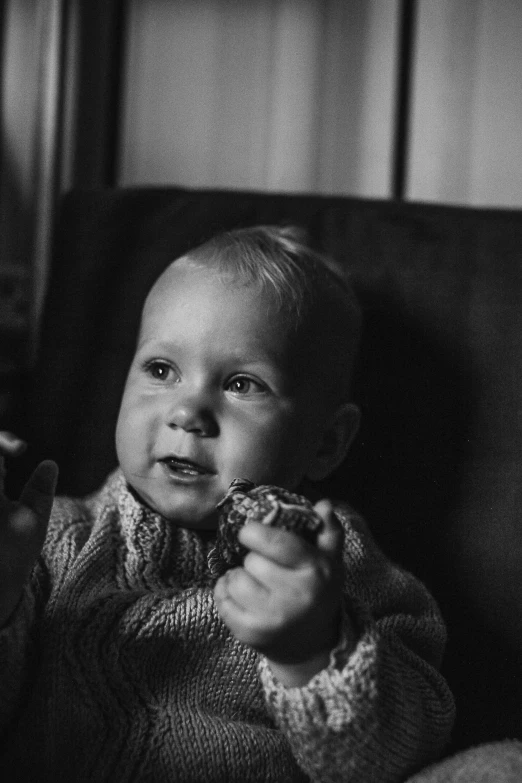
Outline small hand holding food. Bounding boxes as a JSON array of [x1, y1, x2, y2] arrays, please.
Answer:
[[214, 498, 355, 686], [0, 432, 58, 628]]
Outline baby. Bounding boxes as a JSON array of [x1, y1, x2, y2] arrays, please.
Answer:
[[0, 226, 454, 782]]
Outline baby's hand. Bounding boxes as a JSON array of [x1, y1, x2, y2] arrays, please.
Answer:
[[0, 432, 58, 628], [214, 500, 353, 686]]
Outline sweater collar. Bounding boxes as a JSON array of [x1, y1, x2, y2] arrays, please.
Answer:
[[108, 469, 216, 590]]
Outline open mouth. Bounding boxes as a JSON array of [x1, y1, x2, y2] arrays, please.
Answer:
[[160, 456, 213, 477]]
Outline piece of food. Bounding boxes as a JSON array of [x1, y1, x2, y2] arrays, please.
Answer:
[[208, 478, 324, 579]]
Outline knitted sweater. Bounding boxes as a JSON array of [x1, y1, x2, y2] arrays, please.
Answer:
[[0, 470, 454, 783]]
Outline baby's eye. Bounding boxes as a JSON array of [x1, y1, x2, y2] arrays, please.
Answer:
[[226, 376, 266, 396], [145, 360, 174, 382]]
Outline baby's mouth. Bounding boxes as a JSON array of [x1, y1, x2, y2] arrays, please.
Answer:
[[160, 456, 213, 477]]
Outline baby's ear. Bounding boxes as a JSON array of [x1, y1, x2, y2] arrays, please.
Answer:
[[306, 403, 360, 482]]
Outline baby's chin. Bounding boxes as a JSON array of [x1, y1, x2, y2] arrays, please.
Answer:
[[165, 507, 220, 531], [127, 481, 220, 530]]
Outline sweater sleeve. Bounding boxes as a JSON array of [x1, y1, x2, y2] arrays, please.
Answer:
[[0, 584, 38, 734], [258, 506, 456, 783], [0, 493, 94, 737]]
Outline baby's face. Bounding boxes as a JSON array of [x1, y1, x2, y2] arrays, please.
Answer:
[[115, 262, 331, 529]]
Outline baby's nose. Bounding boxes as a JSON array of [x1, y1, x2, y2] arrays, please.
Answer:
[[167, 396, 218, 436]]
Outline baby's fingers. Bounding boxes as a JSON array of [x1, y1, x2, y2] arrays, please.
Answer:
[[0, 432, 27, 496], [16, 460, 58, 533], [0, 431, 27, 456], [314, 500, 344, 559], [238, 523, 312, 568]]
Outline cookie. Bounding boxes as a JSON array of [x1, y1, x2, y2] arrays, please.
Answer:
[[207, 478, 323, 579]]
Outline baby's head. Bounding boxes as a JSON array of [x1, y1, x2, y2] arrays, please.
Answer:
[[115, 225, 361, 529]]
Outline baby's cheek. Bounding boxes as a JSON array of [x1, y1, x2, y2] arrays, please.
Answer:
[[228, 426, 297, 488], [116, 406, 146, 470]]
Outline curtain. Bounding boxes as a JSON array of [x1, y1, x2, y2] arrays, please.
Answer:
[[119, 0, 399, 197], [0, 0, 65, 419]]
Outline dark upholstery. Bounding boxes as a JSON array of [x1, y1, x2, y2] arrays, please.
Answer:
[[8, 187, 522, 754]]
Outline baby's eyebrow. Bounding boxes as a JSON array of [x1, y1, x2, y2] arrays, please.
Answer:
[[135, 338, 285, 368], [225, 349, 288, 369], [226, 336, 289, 362], [228, 348, 275, 361], [136, 338, 180, 352]]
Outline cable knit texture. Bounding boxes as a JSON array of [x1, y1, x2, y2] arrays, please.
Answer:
[[0, 470, 454, 782]]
